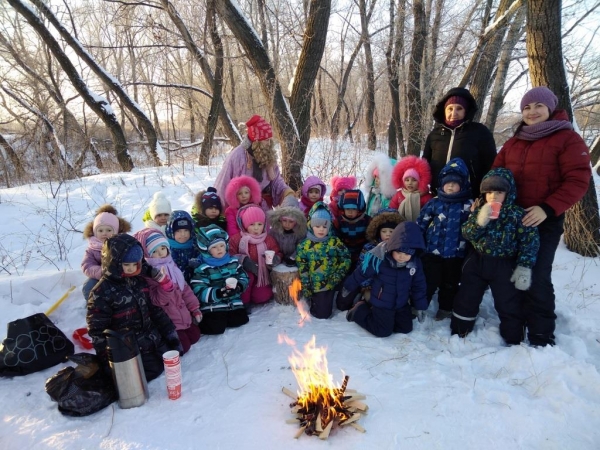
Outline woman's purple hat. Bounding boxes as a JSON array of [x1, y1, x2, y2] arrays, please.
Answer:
[[520, 86, 558, 114]]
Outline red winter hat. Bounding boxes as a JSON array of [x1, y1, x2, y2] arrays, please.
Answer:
[[246, 115, 273, 142]]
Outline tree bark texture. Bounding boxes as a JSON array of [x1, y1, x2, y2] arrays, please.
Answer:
[[359, 0, 377, 150], [406, 0, 426, 156], [385, 0, 405, 159]]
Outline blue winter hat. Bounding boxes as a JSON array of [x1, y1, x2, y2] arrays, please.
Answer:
[[309, 205, 332, 229], [395, 247, 416, 255], [145, 231, 170, 256], [441, 173, 463, 188], [122, 244, 143, 263]]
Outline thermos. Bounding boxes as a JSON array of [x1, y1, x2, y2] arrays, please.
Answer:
[[104, 329, 149, 409]]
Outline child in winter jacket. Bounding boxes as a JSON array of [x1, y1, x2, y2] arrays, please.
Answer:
[[333, 189, 371, 275], [81, 204, 131, 301], [133, 228, 202, 354], [86, 234, 182, 382], [143, 192, 172, 233], [191, 187, 227, 233], [165, 210, 199, 284], [229, 205, 282, 312], [296, 202, 350, 319], [450, 168, 540, 345], [390, 155, 433, 221], [362, 153, 396, 216], [328, 175, 357, 219], [224, 175, 262, 237], [343, 221, 428, 337], [417, 158, 474, 320], [299, 176, 326, 217], [190, 225, 249, 335], [267, 206, 307, 266]]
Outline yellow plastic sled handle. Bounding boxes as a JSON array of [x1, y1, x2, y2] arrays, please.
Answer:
[[45, 285, 76, 316]]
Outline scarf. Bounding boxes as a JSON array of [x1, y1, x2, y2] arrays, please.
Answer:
[[367, 186, 383, 216], [169, 239, 194, 251], [89, 236, 104, 252], [444, 119, 466, 129], [300, 196, 318, 212], [398, 189, 422, 222], [202, 254, 232, 268], [306, 230, 329, 243], [516, 120, 573, 141], [239, 231, 269, 287], [146, 255, 186, 290], [437, 187, 473, 203]]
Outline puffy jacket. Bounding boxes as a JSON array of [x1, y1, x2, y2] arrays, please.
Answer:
[[165, 210, 199, 282], [492, 109, 591, 217], [423, 87, 497, 198]]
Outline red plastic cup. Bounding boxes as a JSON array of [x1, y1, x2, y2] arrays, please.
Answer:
[[489, 201, 502, 219], [162, 350, 182, 400]]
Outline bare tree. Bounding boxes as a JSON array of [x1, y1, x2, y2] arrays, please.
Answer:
[[406, 0, 427, 156], [358, 0, 377, 150]]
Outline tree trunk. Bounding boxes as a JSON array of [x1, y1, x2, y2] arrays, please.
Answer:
[[526, 0, 599, 256], [7, 0, 133, 171], [0, 133, 25, 183], [406, 0, 426, 156], [359, 0, 377, 150]]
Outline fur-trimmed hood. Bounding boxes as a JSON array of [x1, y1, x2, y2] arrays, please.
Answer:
[[392, 155, 432, 194], [362, 153, 396, 198], [301, 175, 326, 198], [225, 175, 262, 209], [83, 204, 131, 239], [365, 210, 405, 243], [432, 87, 478, 124], [267, 206, 307, 236]]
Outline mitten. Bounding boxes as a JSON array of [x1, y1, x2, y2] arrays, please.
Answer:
[[477, 203, 492, 227], [416, 310, 426, 323], [188, 258, 201, 270], [510, 265, 532, 291], [242, 257, 259, 275], [271, 254, 281, 266], [281, 195, 299, 208], [165, 330, 183, 356], [283, 256, 296, 267], [215, 287, 232, 299], [152, 267, 174, 291], [341, 287, 350, 298], [192, 309, 203, 324]]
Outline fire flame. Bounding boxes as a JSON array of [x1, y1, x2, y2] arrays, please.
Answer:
[[289, 278, 310, 325]]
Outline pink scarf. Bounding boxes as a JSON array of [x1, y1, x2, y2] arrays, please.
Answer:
[[146, 255, 187, 291], [239, 231, 269, 287]]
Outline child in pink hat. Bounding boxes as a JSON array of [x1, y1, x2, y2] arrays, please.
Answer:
[[390, 156, 432, 221], [224, 175, 262, 237], [329, 175, 357, 218]]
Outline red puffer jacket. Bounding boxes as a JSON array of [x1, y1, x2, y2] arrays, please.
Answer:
[[492, 110, 590, 217]]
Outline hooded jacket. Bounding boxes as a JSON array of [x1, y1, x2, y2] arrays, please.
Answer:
[[422, 87, 497, 198], [224, 175, 263, 236], [191, 190, 228, 233], [165, 210, 199, 283], [462, 168, 540, 268], [300, 175, 327, 217], [344, 221, 427, 311], [86, 234, 175, 365], [389, 155, 433, 209], [362, 153, 396, 215], [267, 206, 307, 258], [417, 158, 474, 258]]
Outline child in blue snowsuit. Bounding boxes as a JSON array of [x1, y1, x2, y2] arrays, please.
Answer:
[[343, 221, 427, 337]]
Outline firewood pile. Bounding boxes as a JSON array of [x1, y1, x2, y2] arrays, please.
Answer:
[[282, 375, 368, 439]]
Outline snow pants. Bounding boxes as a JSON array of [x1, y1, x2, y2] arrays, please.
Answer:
[[176, 325, 201, 354], [199, 309, 249, 335], [309, 290, 336, 319], [353, 303, 413, 337], [451, 251, 524, 345], [422, 254, 463, 311], [241, 272, 273, 305]]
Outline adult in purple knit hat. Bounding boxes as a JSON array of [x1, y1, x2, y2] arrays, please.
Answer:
[[492, 85, 591, 347]]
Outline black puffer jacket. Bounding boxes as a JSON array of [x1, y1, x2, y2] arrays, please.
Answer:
[[86, 234, 175, 364], [422, 87, 497, 198]]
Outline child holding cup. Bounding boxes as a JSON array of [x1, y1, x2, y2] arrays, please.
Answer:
[[450, 168, 540, 345]]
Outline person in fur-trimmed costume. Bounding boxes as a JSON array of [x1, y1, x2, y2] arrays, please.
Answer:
[[267, 206, 307, 266], [224, 175, 262, 237], [328, 175, 357, 218], [213, 115, 298, 213], [299, 175, 327, 217], [389, 155, 433, 221], [362, 153, 397, 216], [191, 187, 227, 233], [81, 204, 132, 301]]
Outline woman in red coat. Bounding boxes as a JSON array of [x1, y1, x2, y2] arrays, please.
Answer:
[[492, 86, 591, 346]]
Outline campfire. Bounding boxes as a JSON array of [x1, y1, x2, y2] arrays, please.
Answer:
[[280, 335, 367, 439]]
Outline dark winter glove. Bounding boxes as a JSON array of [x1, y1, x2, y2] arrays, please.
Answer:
[[283, 256, 296, 267], [267, 254, 282, 268], [215, 287, 233, 299], [192, 309, 203, 324], [341, 287, 350, 298], [242, 257, 259, 276], [477, 203, 492, 227], [416, 310, 426, 323], [165, 330, 183, 356], [188, 258, 201, 270], [510, 265, 532, 291]]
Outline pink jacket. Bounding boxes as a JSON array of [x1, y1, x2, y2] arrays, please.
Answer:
[[225, 206, 241, 237], [145, 278, 200, 330], [81, 246, 102, 280]]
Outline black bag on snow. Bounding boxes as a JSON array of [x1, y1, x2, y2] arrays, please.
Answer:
[[45, 353, 118, 417], [0, 313, 75, 377]]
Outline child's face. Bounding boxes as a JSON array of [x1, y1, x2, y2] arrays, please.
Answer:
[[151, 245, 169, 258], [344, 209, 359, 219], [312, 224, 329, 238], [404, 177, 419, 192], [154, 213, 170, 226], [307, 188, 321, 202], [95, 225, 114, 241], [380, 227, 394, 242], [391, 251, 412, 263], [237, 187, 251, 206], [122, 262, 139, 274], [280, 217, 296, 231], [209, 242, 227, 258], [485, 191, 506, 204], [205, 206, 220, 219], [246, 221, 265, 236], [443, 181, 460, 194], [174, 229, 191, 244]]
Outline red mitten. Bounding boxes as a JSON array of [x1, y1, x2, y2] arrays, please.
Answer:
[[154, 267, 174, 292]]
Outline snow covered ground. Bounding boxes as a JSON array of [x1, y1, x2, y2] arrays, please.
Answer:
[[1, 145, 599, 449]]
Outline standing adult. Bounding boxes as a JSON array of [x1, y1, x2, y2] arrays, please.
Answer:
[[423, 87, 497, 198], [214, 115, 298, 213], [493, 86, 591, 346]]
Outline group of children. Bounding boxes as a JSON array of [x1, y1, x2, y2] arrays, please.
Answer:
[[83, 154, 540, 382]]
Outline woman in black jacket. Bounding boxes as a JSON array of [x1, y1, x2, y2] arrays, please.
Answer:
[[422, 87, 497, 199]]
